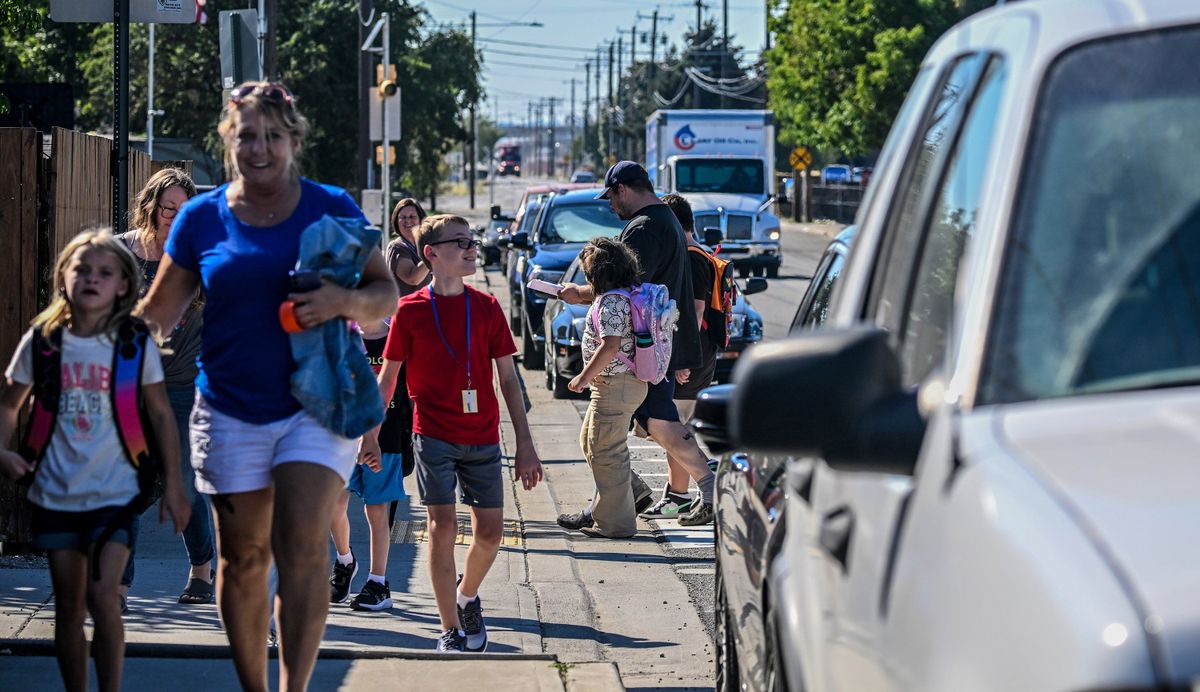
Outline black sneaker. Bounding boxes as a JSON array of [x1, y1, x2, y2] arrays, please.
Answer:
[[350, 579, 392, 611], [437, 628, 467, 652], [458, 595, 488, 652], [556, 510, 594, 530], [679, 501, 715, 527], [639, 491, 693, 518], [329, 552, 358, 604]]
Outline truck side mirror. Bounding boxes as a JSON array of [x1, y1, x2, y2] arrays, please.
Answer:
[[703, 227, 722, 247]]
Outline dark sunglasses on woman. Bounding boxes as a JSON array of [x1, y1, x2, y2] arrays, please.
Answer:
[[228, 83, 294, 106]]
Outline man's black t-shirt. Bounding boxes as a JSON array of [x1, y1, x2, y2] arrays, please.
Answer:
[[617, 203, 702, 371]]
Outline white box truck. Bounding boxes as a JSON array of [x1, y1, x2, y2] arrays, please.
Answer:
[[645, 109, 782, 277]]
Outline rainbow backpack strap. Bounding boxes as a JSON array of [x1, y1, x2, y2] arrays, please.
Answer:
[[110, 318, 157, 484], [18, 328, 63, 474], [91, 318, 160, 582]]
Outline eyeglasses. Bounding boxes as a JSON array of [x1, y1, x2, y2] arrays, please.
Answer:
[[228, 83, 294, 106], [428, 237, 482, 250], [158, 206, 180, 219]]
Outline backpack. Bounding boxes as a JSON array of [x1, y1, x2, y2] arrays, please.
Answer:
[[20, 318, 162, 580], [688, 245, 738, 349], [591, 284, 678, 384]]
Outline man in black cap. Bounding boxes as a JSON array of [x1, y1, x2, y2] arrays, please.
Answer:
[[557, 161, 717, 529]]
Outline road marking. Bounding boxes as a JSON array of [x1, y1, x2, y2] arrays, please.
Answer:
[[654, 522, 715, 550]]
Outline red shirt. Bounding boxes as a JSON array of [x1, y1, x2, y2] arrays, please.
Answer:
[[383, 285, 516, 445]]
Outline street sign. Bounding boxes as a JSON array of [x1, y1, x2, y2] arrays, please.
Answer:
[[50, 0, 197, 23], [369, 88, 401, 142], [789, 146, 812, 170], [219, 10, 261, 91]]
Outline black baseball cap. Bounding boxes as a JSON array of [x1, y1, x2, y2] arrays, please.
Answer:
[[597, 161, 651, 199]]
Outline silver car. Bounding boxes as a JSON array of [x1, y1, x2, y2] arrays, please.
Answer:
[[696, 2, 1200, 690]]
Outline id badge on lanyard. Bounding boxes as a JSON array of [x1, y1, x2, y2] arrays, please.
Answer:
[[430, 286, 479, 414]]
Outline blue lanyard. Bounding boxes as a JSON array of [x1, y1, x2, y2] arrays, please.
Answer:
[[428, 286, 471, 388]]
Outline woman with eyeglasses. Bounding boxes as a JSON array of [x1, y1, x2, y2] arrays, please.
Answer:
[[136, 81, 398, 691], [115, 168, 217, 612]]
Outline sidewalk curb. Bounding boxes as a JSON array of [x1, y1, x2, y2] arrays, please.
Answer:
[[563, 661, 625, 691]]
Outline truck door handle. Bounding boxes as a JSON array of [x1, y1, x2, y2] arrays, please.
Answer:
[[819, 507, 854, 573]]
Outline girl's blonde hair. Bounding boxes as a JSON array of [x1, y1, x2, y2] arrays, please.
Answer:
[[217, 81, 311, 181], [32, 229, 142, 342], [130, 167, 197, 241]]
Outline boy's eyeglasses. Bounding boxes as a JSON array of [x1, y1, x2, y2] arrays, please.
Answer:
[[428, 238, 482, 250], [229, 83, 294, 106]]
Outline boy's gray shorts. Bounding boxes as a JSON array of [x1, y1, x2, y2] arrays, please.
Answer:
[[412, 434, 504, 508]]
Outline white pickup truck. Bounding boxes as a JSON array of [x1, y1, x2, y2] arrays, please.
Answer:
[[645, 109, 782, 278]]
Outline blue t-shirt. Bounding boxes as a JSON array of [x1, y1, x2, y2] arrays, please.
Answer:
[[165, 178, 367, 423]]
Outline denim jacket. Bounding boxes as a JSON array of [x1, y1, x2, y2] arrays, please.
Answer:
[[289, 215, 385, 439]]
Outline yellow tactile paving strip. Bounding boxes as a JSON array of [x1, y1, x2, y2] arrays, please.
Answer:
[[391, 516, 523, 547]]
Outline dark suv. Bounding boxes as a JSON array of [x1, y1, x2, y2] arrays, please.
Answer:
[[506, 189, 625, 367]]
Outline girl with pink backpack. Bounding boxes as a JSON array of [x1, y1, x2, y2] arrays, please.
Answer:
[[568, 238, 677, 538]]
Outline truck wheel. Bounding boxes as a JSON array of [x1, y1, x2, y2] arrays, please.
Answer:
[[766, 265, 779, 279], [738, 266, 751, 279], [715, 552, 741, 691], [752, 267, 765, 278]]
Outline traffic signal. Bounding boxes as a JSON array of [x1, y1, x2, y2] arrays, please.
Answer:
[[376, 64, 398, 99]]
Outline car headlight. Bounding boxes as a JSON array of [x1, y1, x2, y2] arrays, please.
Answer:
[[571, 317, 587, 339], [729, 313, 747, 336], [766, 228, 781, 241]]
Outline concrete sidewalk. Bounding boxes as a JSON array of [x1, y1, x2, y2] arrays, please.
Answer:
[[0, 264, 725, 690]]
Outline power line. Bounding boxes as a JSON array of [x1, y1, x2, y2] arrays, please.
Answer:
[[482, 47, 599, 64], [477, 36, 597, 54], [485, 58, 589, 74]]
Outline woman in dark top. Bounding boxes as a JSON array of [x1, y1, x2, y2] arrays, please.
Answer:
[[117, 167, 216, 608], [383, 198, 430, 478]]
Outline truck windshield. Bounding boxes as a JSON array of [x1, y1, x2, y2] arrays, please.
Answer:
[[675, 159, 764, 195], [981, 26, 1200, 404]]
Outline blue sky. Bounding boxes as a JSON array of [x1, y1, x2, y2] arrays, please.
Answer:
[[418, 0, 768, 126]]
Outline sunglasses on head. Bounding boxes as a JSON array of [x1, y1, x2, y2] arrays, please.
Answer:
[[228, 83, 294, 106], [429, 237, 482, 250]]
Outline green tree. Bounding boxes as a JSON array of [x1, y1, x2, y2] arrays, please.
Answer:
[[767, 0, 958, 158], [2, 0, 482, 196]]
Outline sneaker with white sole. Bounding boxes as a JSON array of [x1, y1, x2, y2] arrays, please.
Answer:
[[329, 552, 358, 604], [639, 490, 693, 518], [350, 579, 392, 611], [679, 501, 715, 527], [437, 628, 467, 652], [458, 595, 488, 652]]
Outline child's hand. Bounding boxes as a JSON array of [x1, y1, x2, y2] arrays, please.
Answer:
[[160, 484, 192, 535], [558, 283, 585, 305], [514, 447, 543, 491], [675, 369, 691, 385], [358, 436, 382, 472], [0, 450, 33, 481], [568, 374, 588, 393]]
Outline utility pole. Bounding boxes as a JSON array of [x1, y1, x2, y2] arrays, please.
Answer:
[[631, 22, 637, 65], [113, 0, 129, 231], [721, 0, 728, 109], [583, 62, 590, 166], [357, 0, 374, 192], [595, 48, 602, 164], [616, 36, 623, 160], [607, 42, 614, 164], [261, 0, 276, 80], [147, 23, 154, 159], [468, 11, 476, 209], [548, 97, 557, 178], [693, 0, 705, 108], [569, 79, 576, 172]]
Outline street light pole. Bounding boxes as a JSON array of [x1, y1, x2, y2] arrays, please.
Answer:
[[469, 11, 476, 210]]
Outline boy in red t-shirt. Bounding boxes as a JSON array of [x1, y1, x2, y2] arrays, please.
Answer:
[[361, 214, 543, 653]]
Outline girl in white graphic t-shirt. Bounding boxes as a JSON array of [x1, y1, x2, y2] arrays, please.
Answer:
[[0, 230, 190, 692]]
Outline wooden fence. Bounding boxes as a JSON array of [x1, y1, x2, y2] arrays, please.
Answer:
[[0, 126, 191, 548]]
